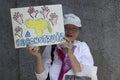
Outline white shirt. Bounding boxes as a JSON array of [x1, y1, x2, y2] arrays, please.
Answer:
[[35, 40, 94, 80]]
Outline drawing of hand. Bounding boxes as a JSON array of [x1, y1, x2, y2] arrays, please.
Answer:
[[28, 6, 38, 19], [40, 6, 50, 18], [49, 13, 58, 26], [13, 12, 23, 25], [14, 26, 23, 38]]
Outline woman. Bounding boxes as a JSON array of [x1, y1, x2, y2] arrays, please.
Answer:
[[27, 13, 94, 80]]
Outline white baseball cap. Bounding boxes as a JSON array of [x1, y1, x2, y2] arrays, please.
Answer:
[[64, 13, 82, 27]]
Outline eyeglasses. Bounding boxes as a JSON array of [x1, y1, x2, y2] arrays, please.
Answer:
[[64, 27, 80, 33]]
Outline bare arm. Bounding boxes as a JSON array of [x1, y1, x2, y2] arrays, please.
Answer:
[[68, 49, 81, 73], [27, 46, 44, 74], [60, 38, 81, 73]]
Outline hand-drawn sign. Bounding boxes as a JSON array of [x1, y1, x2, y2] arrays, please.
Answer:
[[10, 4, 65, 48]]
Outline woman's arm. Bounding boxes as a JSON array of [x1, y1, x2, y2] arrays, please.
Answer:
[[67, 49, 81, 73], [60, 39, 81, 73], [35, 53, 45, 74], [26, 46, 44, 74]]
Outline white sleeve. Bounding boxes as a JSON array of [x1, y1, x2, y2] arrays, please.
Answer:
[[75, 42, 97, 80], [79, 42, 94, 66], [75, 65, 98, 80], [35, 45, 52, 80], [35, 71, 47, 80]]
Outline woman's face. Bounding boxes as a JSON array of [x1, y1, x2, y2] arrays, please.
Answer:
[[64, 24, 80, 42]]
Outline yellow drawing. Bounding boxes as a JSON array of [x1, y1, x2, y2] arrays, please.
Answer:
[[25, 18, 52, 35]]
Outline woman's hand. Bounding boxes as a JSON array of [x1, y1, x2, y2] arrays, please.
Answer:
[[26, 45, 41, 57], [60, 37, 73, 54]]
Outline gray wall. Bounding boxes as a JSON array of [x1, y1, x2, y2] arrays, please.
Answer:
[[0, 0, 120, 80]]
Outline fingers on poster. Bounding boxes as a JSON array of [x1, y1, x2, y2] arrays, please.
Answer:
[[13, 12, 23, 25], [11, 5, 64, 48], [28, 6, 39, 19], [14, 26, 23, 38]]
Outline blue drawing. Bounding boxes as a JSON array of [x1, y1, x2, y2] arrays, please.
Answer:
[[25, 31, 31, 37]]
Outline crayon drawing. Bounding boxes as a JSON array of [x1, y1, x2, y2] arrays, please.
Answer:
[[10, 4, 65, 48]]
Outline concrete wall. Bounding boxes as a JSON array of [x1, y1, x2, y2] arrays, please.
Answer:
[[0, 0, 120, 80]]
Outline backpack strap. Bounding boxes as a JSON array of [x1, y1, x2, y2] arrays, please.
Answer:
[[51, 45, 56, 64]]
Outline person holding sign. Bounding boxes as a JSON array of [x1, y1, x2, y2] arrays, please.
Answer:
[[27, 13, 96, 80]]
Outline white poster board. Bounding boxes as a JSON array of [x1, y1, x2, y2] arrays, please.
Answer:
[[10, 4, 65, 48]]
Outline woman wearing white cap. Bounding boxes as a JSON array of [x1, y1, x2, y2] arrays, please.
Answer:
[[27, 13, 95, 80]]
